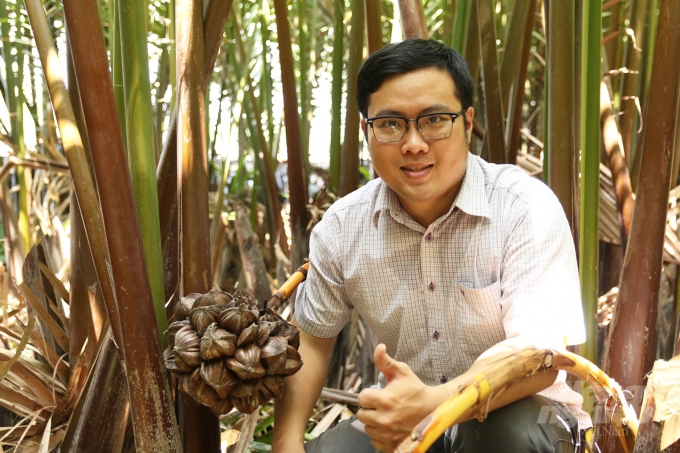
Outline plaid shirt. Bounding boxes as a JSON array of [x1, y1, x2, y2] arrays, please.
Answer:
[[296, 153, 590, 428]]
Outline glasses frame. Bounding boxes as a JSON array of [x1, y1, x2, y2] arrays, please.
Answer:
[[364, 110, 465, 143]]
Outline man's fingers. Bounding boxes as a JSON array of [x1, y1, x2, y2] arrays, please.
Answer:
[[357, 388, 380, 409], [362, 420, 391, 452], [374, 343, 409, 383], [373, 343, 391, 372], [368, 433, 390, 453], [365, 423, 404, 453]]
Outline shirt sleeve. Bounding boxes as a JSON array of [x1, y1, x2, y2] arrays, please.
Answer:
[[500, 184, 586, 348], [295, 212, 353, 338]]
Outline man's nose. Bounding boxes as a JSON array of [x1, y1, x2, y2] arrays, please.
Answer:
[[401, 123, 429, 154]]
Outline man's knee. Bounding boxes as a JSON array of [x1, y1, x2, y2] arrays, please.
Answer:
[[304, 417, 377, 453], [304, 416, 448, 453], [449, 395, 578, 453]]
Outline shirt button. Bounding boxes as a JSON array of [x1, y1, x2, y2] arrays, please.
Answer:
[[425, 233, 433, 242], [460, 289, 465, 296], [428, 282, 435, 291], [440, 376, 448, 384], [432, 330, 439, 340]]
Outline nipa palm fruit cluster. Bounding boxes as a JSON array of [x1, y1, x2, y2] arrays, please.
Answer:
[[163, 286, 303, 415]]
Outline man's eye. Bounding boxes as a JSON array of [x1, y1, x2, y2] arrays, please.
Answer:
[[377, 119, 402, 129], [426, 115, 445, 124]]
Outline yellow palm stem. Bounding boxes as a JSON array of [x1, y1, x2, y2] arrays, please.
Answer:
[[397, 348, 638, 453]]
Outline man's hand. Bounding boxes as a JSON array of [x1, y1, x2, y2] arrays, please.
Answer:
[[272, 328, 337, 453], [356, 344, 439, 453]]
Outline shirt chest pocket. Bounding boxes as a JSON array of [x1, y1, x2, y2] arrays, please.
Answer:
[[453, 281, 505, 357]]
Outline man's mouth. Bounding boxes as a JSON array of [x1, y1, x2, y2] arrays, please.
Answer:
[[400, 163, 433, 179], [401, 164, 433, 172]]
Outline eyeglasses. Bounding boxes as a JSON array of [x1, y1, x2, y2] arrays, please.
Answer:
[[364, 111, 465, 143]]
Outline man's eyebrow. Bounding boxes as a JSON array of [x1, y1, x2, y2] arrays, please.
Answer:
[[371, 109, 405, 117], [371, 104, 457, 117], [419, 104, 455, 114]]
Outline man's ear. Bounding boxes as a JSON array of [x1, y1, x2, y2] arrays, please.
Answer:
[[465, 107, 474, 144], [361, 119, 369, 140]]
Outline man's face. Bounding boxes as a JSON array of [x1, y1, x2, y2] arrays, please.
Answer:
[[363, 67, 474, 226]]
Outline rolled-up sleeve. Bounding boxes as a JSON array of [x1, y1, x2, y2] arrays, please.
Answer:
[[295, 212, 353, 338], [500, 184, 586, 349]]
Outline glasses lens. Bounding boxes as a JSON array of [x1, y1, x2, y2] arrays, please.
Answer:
[[372, 117, 407, 142], [417, 114, 454, 140]]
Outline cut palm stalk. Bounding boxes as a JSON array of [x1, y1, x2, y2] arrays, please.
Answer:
[[633, 358, 680, 452], [397, 348, 638, 453], [267, 262, 310, 312]]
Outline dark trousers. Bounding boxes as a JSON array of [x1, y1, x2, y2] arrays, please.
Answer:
[[304, 395, 581, 453]]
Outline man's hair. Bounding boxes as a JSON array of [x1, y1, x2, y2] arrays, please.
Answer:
[[356, 39, 474, 119]]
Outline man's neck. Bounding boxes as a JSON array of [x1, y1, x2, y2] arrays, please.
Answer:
[[398, 186, 461, 227]]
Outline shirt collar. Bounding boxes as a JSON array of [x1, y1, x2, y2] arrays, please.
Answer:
[[373, 180, 401, 228], [372, 153, 491, 227], [452, 154, 490, 219]]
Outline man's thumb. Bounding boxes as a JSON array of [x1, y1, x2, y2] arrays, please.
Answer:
[[374, 343, 402, 383]]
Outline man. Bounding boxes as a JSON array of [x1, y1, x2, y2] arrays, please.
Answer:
[[272, 39, 589, 453]]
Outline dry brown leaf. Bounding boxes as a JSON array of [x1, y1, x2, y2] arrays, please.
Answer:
[[17, 284, 69, 352], [36, 261, 69, 304], [0, 315, 36, 382], [14, 427, 65, 453]]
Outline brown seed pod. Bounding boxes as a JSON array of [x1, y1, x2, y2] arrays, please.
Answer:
[[178, 373, 198, 404], [200, 323, 237, 360], [174, 325, 201, 372], [280, 345, 303, 376], [231, 394, 260, 414], [200, 359, 239, 399], [232, 290, 258, 309], [194, 368, 221, 407], [255, 320, 277, 347], [179, 368, 219, 407], [286, 345, 301, 360], [163, 347, 184, 374], [189, 305, 223, 336], [166, 320, 191, 349], [175, 293, 201, 321], [193, 293, 216, 308], [217, 306, 257, 334], [236, 323, 259, 348], [237, 302, 260, 323], [230, 378, 262, 398], [210, 398, 234, 416], [225, 344, 266, 380], [260, 375, 284, 399], [260, 336, 287, 375], [281, 359, 303, 376], [209, 285, 233, 307], [275, 321, 300, 349]]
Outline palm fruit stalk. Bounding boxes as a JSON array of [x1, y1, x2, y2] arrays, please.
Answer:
[[396, 348, 638, 453], [164, 263, 309, 415]]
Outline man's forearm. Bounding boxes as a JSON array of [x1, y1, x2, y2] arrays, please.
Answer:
[[272, 329, 336, 452], [428, 337, 561, 423]]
